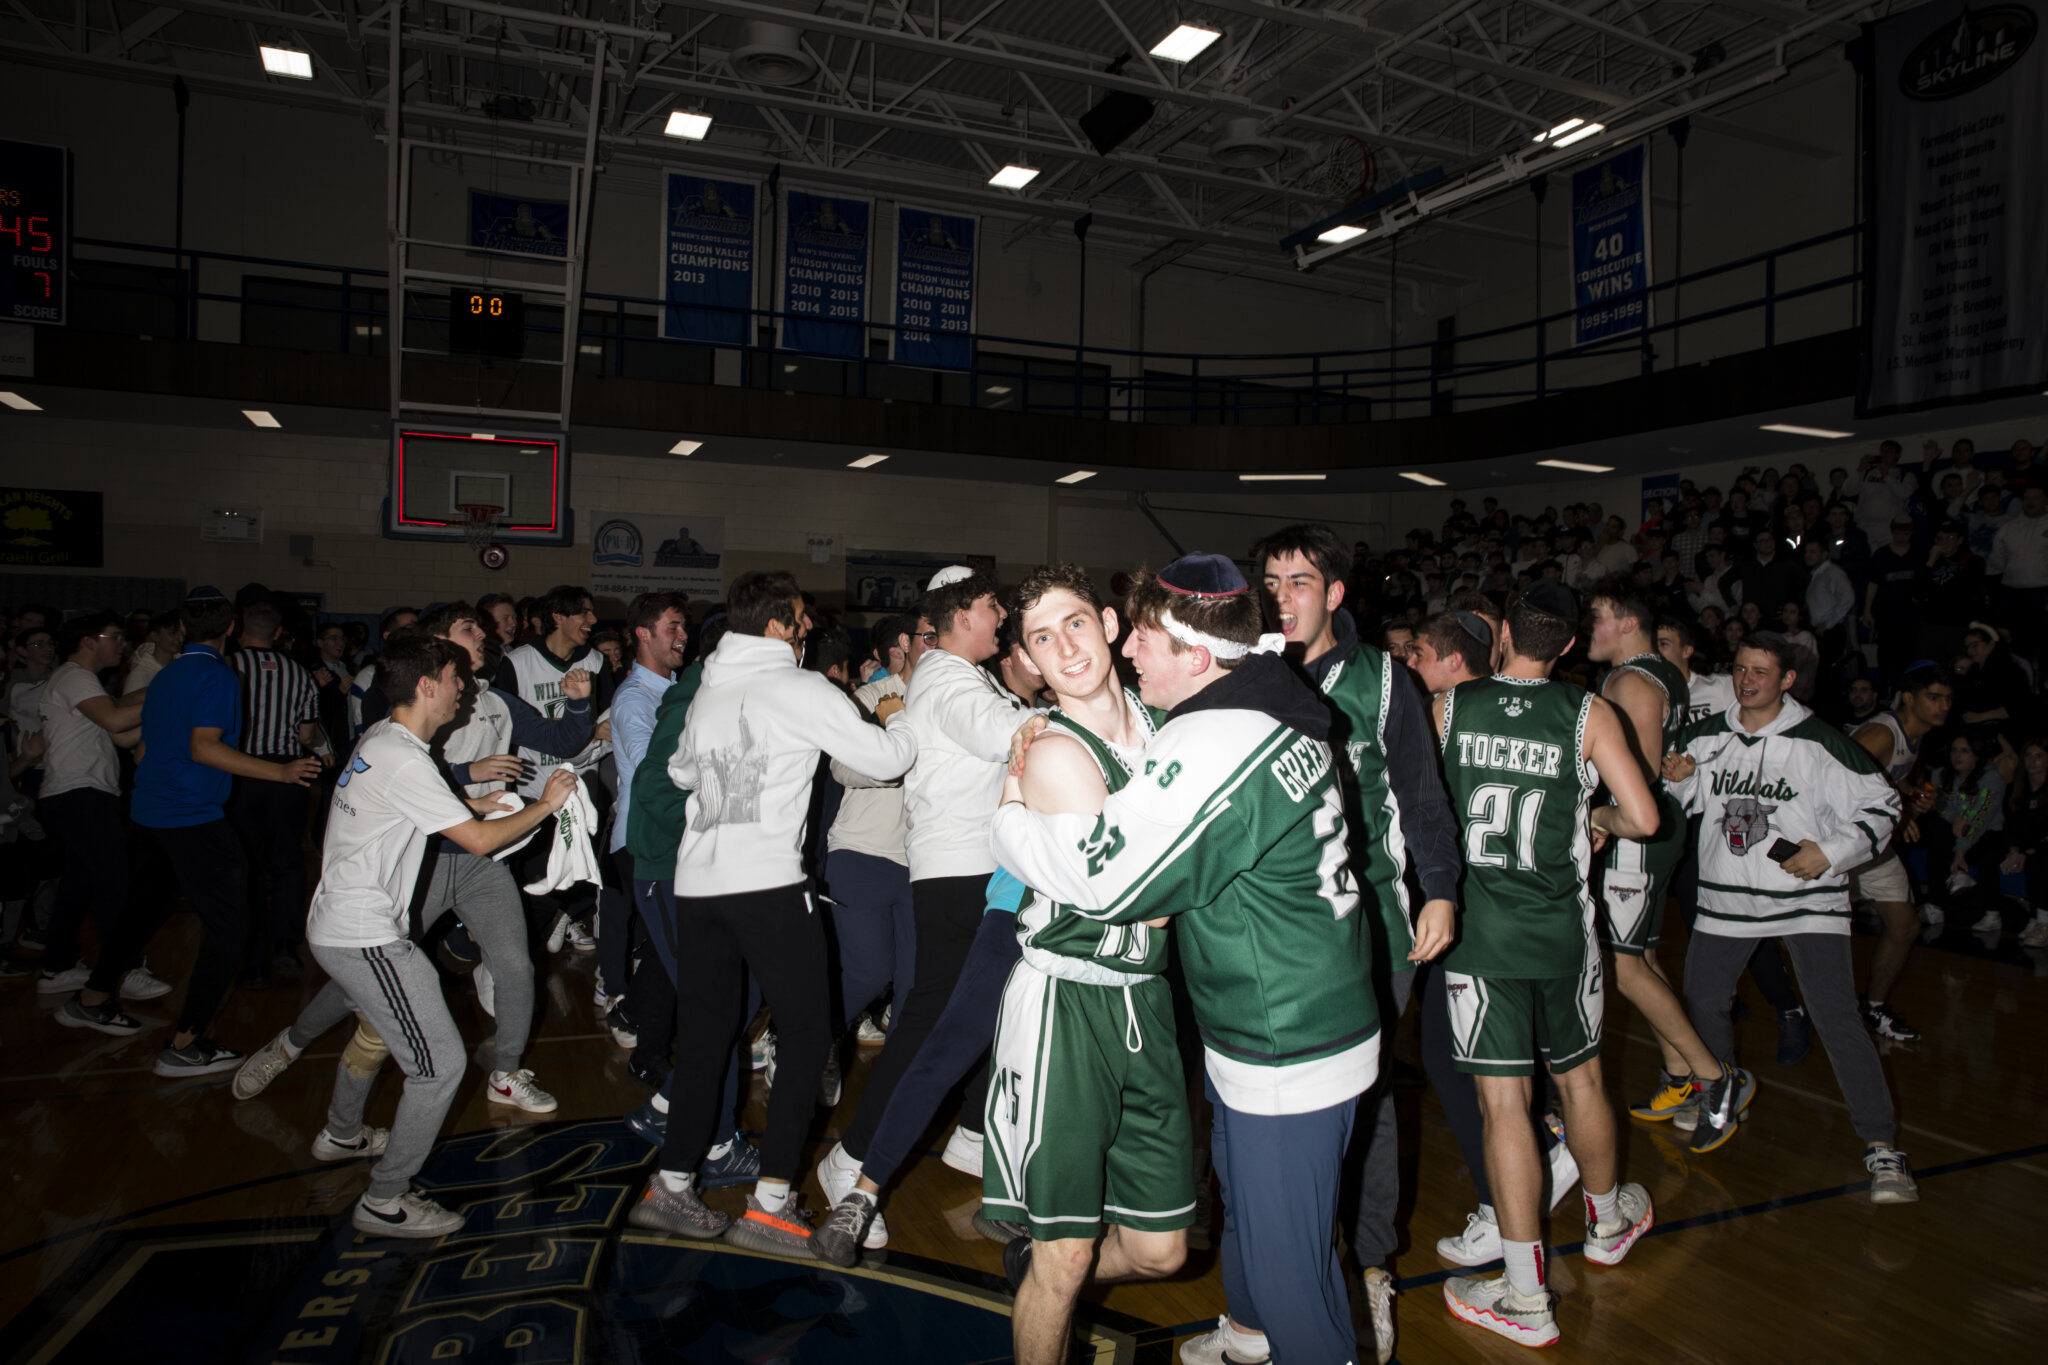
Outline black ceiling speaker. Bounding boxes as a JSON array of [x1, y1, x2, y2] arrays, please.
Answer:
[[1079, 90, 1156, 155]]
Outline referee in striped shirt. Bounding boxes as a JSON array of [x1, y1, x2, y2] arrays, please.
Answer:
[[231, 600, 330, 988]]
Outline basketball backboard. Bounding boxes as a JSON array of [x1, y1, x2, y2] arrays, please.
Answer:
[[384, 427, 572, 545]]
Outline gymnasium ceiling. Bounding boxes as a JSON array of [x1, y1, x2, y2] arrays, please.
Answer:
[[2, 0, 1909, 297]]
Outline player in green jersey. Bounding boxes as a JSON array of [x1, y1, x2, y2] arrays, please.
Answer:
[[1587, 585, 1753, 1152], [1254, 523, 1461, 1365], [993, 553, 1375, 1365], [980, 565, 1191, 1365], [1434, 581, 1662, 1350]]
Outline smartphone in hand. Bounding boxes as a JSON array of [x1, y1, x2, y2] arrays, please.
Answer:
[[1767, 838, 1802, 864]]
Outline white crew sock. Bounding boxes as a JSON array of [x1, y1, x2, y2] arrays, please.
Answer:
[[707, 1139, 733, 1162], [1503, 1239, 1546, 1298], [657, 1170, 694, 1195], [651, 1091, 670, 1114], [1585, 1184, 1620, 1227], [755, 1180, 790, 1212]]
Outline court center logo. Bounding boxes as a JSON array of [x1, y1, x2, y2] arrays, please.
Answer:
[[591, 519, 643, 567], [1899, 5, 2036, 99]]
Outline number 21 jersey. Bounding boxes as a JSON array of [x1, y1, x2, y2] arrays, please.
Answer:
[[1440, 676, 1598, 979]]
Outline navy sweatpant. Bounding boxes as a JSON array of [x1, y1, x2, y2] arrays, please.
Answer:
[[1208, 1075, 1360, 1364]]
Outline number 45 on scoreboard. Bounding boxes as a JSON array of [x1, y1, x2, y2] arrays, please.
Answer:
[[1, 138, 68, 326]]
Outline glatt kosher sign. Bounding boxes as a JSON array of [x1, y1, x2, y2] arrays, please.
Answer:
[[1861, 2, 2046, 415], [1570, 145, 1651, 345], [588, 511, 725, 602]]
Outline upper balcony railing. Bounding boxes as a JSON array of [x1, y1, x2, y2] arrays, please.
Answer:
[[62, 221, 1861, 427]]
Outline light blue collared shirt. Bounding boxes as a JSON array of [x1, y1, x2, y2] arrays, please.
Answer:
[[608, 661, 675, 852]]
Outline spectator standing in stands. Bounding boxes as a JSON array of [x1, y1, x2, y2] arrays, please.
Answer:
[[1863, 518, 1921, 686], [1913, 521, 1984, 666], [1737, 529, 1807, 620], [1987, 485, 2048, 667], [231, 601, 328, 987], [124, 611, 184, 694], [6, 627, 54, 768], [1854, 442, 1918, 548], [1803, 539, 1855, 665], [1967, 484, 2012, 559]]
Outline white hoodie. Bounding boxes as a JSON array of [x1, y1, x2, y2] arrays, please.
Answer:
[[1666, 694, 1900, 939], [669, 632, 917, 896], [901, 649, 1028, 881]]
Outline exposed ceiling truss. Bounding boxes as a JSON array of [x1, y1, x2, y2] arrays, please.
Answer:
[[1, 0, 1915, 295]]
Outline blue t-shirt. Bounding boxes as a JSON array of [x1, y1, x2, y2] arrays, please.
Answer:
[[132, 644, 243, 829]]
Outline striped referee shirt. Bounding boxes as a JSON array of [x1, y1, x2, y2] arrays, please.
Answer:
[[232, 646, 317, 758]]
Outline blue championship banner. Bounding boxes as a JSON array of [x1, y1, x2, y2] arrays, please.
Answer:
[[1569, 146, 1651, 345], [662, 173, 758, 345], [1860, 2, 2046, 415], [469, 191, 570, 258], [891, 205, 977, 369], [780, 189, 871, 357]]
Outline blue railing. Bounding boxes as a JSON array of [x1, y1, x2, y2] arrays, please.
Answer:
[[65, 221, 1861, 425]]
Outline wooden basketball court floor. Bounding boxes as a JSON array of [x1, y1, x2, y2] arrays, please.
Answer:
[[2, 912, 2042, 1364]]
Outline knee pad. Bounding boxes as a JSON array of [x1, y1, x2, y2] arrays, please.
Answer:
[[341, 1017, 390, 1078]]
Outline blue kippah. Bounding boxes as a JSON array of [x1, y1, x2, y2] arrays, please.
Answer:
[[1157, 552, 1249, 598]]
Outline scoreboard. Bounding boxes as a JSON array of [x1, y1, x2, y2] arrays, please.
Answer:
[[1, 139, 67, 326]]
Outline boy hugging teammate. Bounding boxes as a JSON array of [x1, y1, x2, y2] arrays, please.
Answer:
[[993, 554, 1372, 1365], [1435, 582, 1661, 1348], [970, 566, 1189, 1365]]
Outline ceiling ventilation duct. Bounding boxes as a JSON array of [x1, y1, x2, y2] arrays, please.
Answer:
[[731, 21, 817, 86], [1211, 117, 1285, 169]]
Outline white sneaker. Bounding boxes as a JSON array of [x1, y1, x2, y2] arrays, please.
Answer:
[[546, 912, 570, 953], [815, 1142, 888, 1248], [1444, 1274, 1558, 1347], [941, 1124, 984, 1177], [751, 1028, 776, 1071], [232, 1028, 301, 1100], [1583, 1181, 1655, 1265], [1948, 870, 1978, 894], [473, 963, 496, 1018], [36, 963, 90, 995], [607, 1003, 637, 1050], [1177, 1315, 1271, 1364], [2020, 914, 2048, 948], [1363, 1266, 1396, 1365], [486, 1068, 559, 1113], [564, 919, 596, 953], [1435, 1206, 1502, 1265], [119, 961, 173, 1001], [1919, 903, 1945, 925], [1545, 1115, 1579, 1211], [313, 1125, 390, 1162], [855, 1011, 887, 1045], [592, 969, 610, 1010], [1971, 909, 2003, 933], [354, 1190, 464, 1239]]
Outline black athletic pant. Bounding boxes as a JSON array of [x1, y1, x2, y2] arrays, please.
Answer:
[[839, 874, 988, 1162], [230, 776, 309, 958], [38, 788, 127, 974], [606, 846, 676, 1077], [661, 884, 829, 1181], [93, 821, 248, 1035]]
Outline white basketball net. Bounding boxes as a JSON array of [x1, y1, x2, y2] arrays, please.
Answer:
[[455, 503, 503, 552]]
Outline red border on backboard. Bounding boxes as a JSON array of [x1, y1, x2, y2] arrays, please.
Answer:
[[394, 430, 562, 533]]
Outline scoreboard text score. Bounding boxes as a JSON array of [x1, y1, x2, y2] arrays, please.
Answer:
[[448, 287, 524, 357], [2, 140, 68, 326]]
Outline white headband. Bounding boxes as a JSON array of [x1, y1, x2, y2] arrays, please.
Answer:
[[1159, 605, 1283, 660]]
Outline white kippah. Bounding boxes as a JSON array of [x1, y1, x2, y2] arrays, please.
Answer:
[[926, 564, 976, 591], [1158, 605, 1284, 660]]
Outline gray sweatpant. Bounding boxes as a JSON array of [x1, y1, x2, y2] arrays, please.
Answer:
[[1349, 967, 1415, 1265], [418, 849, 532, 1073], [308, 938, 467, 1200], [1684, 929, 1895, 1145]]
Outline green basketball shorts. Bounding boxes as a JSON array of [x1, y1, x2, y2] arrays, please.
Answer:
[[1444, 943, 1604, 1077], [982, 959, 1196, 1242], [1599, 793, 1687, 957]]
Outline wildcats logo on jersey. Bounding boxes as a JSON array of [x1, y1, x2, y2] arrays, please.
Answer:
[[1721, 796, 1778, 855]]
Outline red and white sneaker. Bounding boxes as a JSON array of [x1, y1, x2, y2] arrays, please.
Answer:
[[1444, 1273, 1558, 1347], [486, 1068, 558, 1113], [1583, 1181, 1654, 1265]]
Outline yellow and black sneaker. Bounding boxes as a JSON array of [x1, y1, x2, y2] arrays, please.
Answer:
[[1628, 1072, 1698, 1123]]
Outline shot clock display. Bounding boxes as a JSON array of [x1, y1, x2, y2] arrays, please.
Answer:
[[448, 287, 524, 357], [2, 139, 68, 326]]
